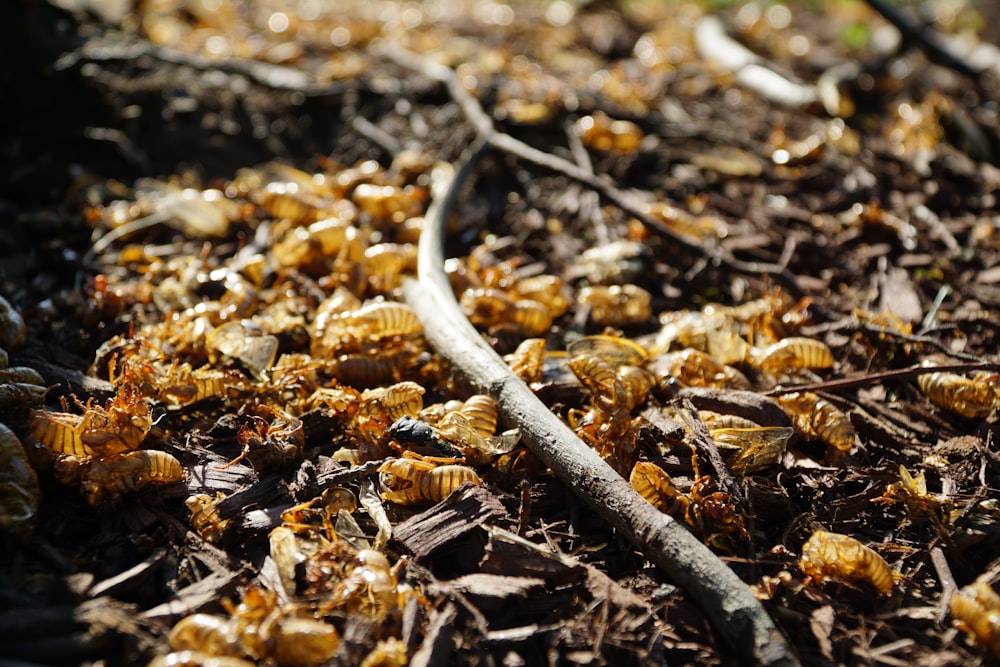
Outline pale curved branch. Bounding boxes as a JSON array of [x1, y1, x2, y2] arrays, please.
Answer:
[[402, 142, 800, 667]]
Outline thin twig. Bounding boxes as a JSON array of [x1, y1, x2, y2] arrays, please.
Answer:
[[65, 32, 348, 95], [767, 360, 1000, 396], [564, 119, 609, 246], [695, 16, 818, 109], [918, 285, 951, 335], [85, 210, 172, 264], [402, 139, 799, 666], [349, 115, 402, 157], [802, 319, 989, 363], [930, 546, 957, 624], [863, 0, 982, 80]]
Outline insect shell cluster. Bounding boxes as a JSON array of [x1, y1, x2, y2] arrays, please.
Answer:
[[70, 158, 455, 666], [0, 295, 44, 538], [44, 140, 1000, 664], [73, 155, 1000, 524]]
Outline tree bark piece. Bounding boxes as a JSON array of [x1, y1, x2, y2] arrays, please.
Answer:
[[678, 387, 793, 428], [393, 484, 507, 558], [140, 569, 245, 620], [402, 143, 800, 667], [409, 603, 457, 667]]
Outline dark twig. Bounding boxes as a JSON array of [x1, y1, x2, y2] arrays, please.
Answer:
[[349, 115, 402, 157], [767, 360, 1000, 396], [377, 42, 798, 288], [802, 319, 988, 363], [679, 400, 744, 506], [402, 139, 799, 666], [863, 0, 982, 80], [930, 547, 957, 623], [315, 458, 387, 490], [64, 32, 349, 95]]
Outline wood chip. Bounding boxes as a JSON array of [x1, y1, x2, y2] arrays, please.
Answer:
[[676, 387, 792, 428], [238, 505, 291, 533], [88, 547, 168, 599], [184, 461, 256, 497], [140, 570, 244, 620], [409, 603, 457, 667], [639, 406, 686, 442], [446, 573, 545, 606], [480, 527, 586, 586], [215, 471, 290, 519], [394, 484, 508, 558]]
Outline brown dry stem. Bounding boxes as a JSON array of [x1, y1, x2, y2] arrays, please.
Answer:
[[402, 139, 799, 667], [766, 360, 1000, 396]]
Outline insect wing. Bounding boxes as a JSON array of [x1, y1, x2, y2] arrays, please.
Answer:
[[567, 334, 649, 368], [207, 321, 278, 377], [710, 426, 793, 475]]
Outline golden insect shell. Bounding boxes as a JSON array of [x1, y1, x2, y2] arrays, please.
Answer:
[[352, 301, 423, 339], [575, 112, 644, 153], [378, 458, 482, 504], [351, 182, 427, 221], [0, 422, 40, 535], [359, 638, 409, 667], [362, 381, 425, 421], [365, 241, 415, 264], [92, 449, 185, 487], [514, 274, 569, 316], [629, 460, 682, 511], [167, 613, 236, 654], [568, 354, 618, 393], [160, 366, 249, 406], [615, 365, 656, 409], [267, 615, 341, 666], [756, 337, 834, 373], [800, 530, 893, 595], [505, 337, 546, 383], [508, 298, 553, 336], [663, 348, 723, 385], [577, 284, 652, 326], [31, 385, 154, 457], [186, 493, 230, 543], [167, 596, 340, 663], [566, 334, 649, 367], [917, 369, 998, 419], [332, 354, 403, 388], [148, 650, 255, 667], [333, 549, 401, 622], [457, 394, 499, 438], [774, 391, 855, 452], [30, 409, 92, 457], [950, 580, 1000, 655]]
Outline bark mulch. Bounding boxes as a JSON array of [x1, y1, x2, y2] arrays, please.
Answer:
[[2, 1, 1000, 665]]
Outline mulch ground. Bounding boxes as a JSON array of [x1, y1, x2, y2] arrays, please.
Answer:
[[2, 1, 1000, 665]]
